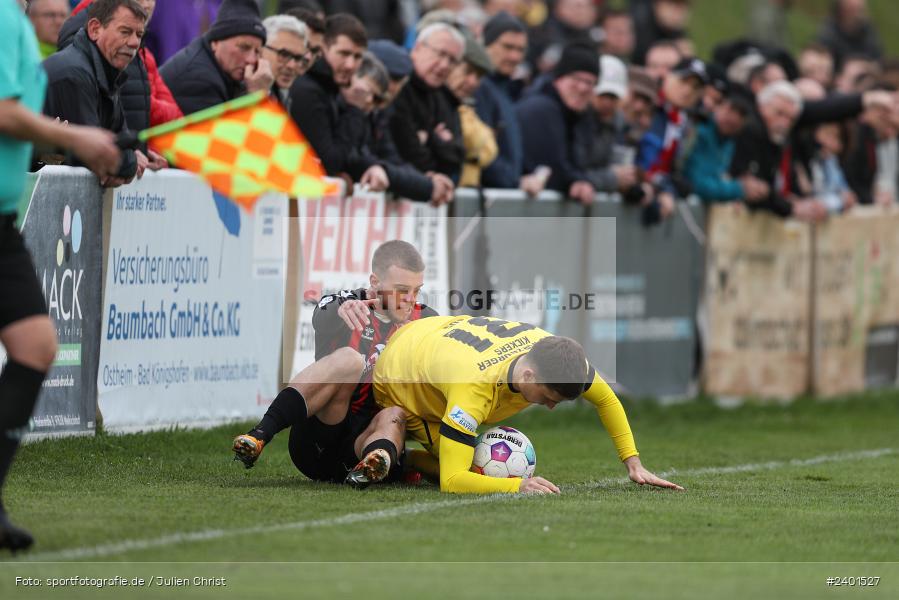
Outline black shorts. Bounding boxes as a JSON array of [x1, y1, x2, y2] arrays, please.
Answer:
[[0, 214, 47, 331], [288, 408, 374, 483]]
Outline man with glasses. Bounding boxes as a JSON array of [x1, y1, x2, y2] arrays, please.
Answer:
[[516, 42, 600, 205], [390, 22, 466, 183], [262, 14, 310, 111], [288, 13, 390, 192], [368, 40, 455, 206], [160, 0, 274, 116], [27, 0, 70, 58], [285, 8, 323, 60]]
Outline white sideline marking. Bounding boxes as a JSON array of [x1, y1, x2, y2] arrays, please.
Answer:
[[579, 448, 897, 490], [19, 495, 513, 563], [17, 447, 896, 562]]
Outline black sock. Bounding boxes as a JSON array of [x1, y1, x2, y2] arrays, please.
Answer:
[[362, 439, 398, 469], [0, 360, 46, 499], [251, 387, 307, 443], [0, 435, 18, 513], [0, 360, 46, 431]]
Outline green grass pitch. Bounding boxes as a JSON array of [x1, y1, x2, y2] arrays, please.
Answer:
[[1, 393, 897, 599]]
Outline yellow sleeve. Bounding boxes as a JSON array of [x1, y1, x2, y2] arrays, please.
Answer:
[[435, 382, 520, 494], [582, 367, 639, 462], [438, 425, 521, 494]]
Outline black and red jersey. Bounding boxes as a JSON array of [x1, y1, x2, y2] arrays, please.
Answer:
[[311, 288, 438, 417]]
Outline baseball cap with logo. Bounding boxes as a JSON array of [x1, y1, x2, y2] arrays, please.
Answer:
[[671, 57, 710, 85]]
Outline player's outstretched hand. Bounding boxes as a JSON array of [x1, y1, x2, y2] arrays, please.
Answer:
[[624, 456, 684, 491], [336, 298, 380, 331], [519, 476, 560, 495]]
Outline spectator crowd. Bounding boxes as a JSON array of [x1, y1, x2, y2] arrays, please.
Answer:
[[25, 0, 899, 224]]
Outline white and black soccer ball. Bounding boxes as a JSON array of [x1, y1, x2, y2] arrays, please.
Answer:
[[470, 426, 536, 479]]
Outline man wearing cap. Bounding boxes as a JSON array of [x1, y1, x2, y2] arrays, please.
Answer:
[[390, 22, 466, 183], [447, 32, 497, 187], [160, 0, 274, 116], [368, 40, 455, 205], [516, 42, 599, 205], [682, 88, 770, 203], [623, 66, 657, 137], [476, 11, 546, 194], [636, 56, 707, 223], [578, 55, 640, 194], [701, 62, 730, 116]]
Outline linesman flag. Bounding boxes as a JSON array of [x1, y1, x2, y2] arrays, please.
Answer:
[[120, 91, 333, 210]]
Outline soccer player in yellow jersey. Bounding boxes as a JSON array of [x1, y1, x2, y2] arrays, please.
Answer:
[[373, 315, 684, 494]]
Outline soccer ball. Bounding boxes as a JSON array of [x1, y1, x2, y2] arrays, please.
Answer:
[[470, 426, 536, 479]]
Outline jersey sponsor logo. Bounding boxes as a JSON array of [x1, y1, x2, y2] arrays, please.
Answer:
[[448, 405, 478, 433], [362, 326, 375, 340], [362, 343, 386, 375]]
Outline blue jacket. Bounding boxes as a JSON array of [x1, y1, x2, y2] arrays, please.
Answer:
[[682, 120, 744, 202], [636, 103, 686, 196], [475, 73, 525, 189], [516, 79, 589, 193]]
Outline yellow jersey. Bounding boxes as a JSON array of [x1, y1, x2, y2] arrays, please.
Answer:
[[373, 315, 639, 493]]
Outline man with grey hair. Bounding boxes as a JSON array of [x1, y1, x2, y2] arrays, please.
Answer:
[[262, 14, 309, 110], [389, 22, 466, 182], [731, 79, 894, 220], [731, 80, 827, 221]]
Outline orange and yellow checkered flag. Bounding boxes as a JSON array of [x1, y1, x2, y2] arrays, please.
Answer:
[[137, 91, 333, 211]]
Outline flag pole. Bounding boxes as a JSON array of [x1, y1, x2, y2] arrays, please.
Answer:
[[137, 91, 268, 142]]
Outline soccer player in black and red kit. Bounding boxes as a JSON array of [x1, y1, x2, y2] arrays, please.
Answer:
[[232, 240, 437, 487]]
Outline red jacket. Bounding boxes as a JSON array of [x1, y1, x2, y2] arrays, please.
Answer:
[[72, 0, 182, 126]]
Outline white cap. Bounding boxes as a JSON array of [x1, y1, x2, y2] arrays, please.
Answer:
[[595, 55, 628, 98]]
